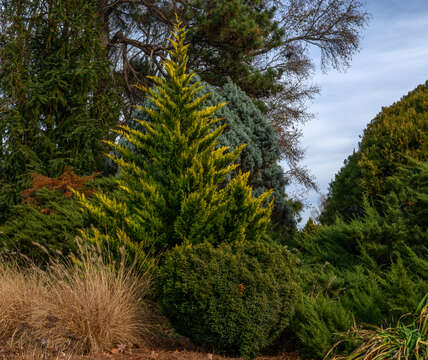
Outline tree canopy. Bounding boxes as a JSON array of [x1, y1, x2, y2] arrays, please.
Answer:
[[84, 0, 370, 188], [321, 81, 428, 224]]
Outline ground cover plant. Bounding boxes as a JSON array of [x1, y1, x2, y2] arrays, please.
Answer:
[[0, 170, 117, 266]]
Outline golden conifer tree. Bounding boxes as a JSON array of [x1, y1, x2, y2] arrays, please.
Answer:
[[76, 19, 272, 256]]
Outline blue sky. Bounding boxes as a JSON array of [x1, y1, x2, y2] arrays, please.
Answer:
[[290, 0, 428, 224]]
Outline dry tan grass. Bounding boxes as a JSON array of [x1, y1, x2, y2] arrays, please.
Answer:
[[0, 262, 46, 339], [0, 243, 151, 355]]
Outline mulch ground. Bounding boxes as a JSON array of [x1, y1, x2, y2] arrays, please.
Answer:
[[0, 339, 301, 360], [0, 344, 301, 360]]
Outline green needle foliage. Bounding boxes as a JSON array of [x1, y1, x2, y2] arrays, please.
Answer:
[[127, 77, 297, 233], [158, 240, 299, 360], [76, 19, 272, 256], [284, 159, 428, 358], [0, 0, 121, 223], [321, 81, 428, 224], [0, 188, 83, 265]]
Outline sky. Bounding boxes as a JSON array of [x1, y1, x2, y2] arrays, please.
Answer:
[[290, 0, 428, 225]]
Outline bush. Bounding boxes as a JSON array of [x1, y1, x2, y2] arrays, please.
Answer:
[[290, 294, 354, 359], [0, 172, 116, 266], [280, 189, 428, 359], [321, 81, 428, 224], [157, 240, 299, 359], [0, 188, 83, 265]]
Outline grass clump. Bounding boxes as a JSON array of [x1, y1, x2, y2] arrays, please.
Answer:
[[0, 242, 151, 354], [327, 293, 428, 360]]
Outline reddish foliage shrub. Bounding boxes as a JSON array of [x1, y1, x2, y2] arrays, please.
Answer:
[[22, 168, 99, 205]]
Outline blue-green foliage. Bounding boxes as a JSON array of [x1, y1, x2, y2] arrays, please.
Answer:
[[127, 78, 296, 233]]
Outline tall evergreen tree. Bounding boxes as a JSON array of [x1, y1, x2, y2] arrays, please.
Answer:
[[76, 20, 272, 255], [0, 0, 121, 223], [321, 81, 428, 224], [1, 1, 369, 191]]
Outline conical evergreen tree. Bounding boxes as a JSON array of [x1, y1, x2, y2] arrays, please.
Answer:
[[76, 19, 272, 255], [126, 77, 297, 234]]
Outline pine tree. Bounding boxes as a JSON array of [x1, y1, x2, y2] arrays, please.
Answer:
[[76, 19, 273, 256], [50, 0, 368, 188]]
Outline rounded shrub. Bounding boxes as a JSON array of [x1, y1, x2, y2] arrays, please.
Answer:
[[157, 240, 299, 359]]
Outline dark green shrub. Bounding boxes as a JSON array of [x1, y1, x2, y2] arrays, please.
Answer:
[[282, 250, 428, 359], [284, 128, 428, 359], [291, 294, 354, 359], [0, 175, 116, 266], [281, 168, 428, 359], [321, 81, 428, 224], [0, 188, 82, 265], [343, 257, 428, 324], [157, 241, 299, 359]]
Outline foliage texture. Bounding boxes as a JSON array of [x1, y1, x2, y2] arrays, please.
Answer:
[[64, 0, 369, 188], [328, 293, 428, 360], [157, 240, 299, 359], [283, 159, 428, 358], [321, 81, 428, 224], [128, 77, 297, 233], [0, 170, 112, 265], [0, 0, 121, 223]]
